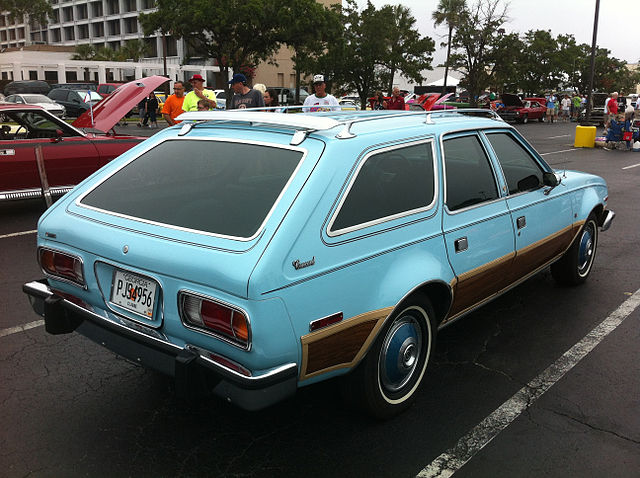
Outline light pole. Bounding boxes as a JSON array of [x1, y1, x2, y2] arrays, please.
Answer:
[[584, 0, 600, 124]]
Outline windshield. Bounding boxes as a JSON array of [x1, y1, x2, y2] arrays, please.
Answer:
[[79, 139, 304, 239], [82, 91, 103, 103], [23, 94, 54, 104]]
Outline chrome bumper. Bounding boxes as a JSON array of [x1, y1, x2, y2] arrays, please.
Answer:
[[600, 209, 615, 232], [23, 280, 298, 411]]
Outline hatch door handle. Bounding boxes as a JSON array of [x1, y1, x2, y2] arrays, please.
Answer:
[[517, 216, 526, 229]]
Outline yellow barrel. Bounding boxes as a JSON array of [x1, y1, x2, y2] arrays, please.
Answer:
[[574, 125, 597, 148]]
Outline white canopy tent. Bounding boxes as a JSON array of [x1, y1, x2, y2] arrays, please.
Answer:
[[426, 75, 461, 87]]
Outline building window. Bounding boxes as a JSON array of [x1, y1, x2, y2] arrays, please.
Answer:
[[51, 9, 60, 24], [63, 6, 73, 22], [51, 28, 61, 42], [65, 71, 78, 82], [142, 0, 154, 9], [124, 0, 137, 13], [166, 36, 177, 56], [64, 26, 75, 41], [17, 27, 24, 39], [108, 19, 120, 36], [92, 22, 104, 38], [143, 37, 157, 57], [0, 16, 5, 27], [277, 73, 284, 87], [107, 0, 119, 15], [76, 4, 88, 20], [29, 71, 38, 80], [45, 71, 58, 82], [91, 1, 103, 17], [0, 31, 6, 42], [78, 24, 89, 39], [124, 17, 137, 34], [9, 30, 15, 41]]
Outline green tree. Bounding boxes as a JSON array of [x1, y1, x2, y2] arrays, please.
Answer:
[[140, 0, 282, 92], [0, 0, 52, 23], [448, 0, 508, 106], [432, 0, 466, 94], [277, 0, 340, 104], [116, 39, 150, 62], [488, 31, 525, 94], [380, 4, 434, 94], [71, 44, 97, 61], [94, 46, 117, 61]]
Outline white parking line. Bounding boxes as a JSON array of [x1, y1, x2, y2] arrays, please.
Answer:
[[548, 134, 570, 139], [0, 319, 44, 338], [417, 288, 640, 478], [622, 163, 640, 170], [0, 230, 37, 239], [539, 148, 578, 156]]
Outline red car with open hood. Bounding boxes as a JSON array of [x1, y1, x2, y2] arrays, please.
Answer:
[[0, 75, 168, 201]]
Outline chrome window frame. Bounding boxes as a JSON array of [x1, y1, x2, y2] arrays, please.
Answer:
[[326, 138, 439, 237]]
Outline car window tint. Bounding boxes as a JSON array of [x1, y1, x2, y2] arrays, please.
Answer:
[[443, 134, 498, 211], [331, 142, 435, 232], [80, 140, 303, 239], [486, 132, 544, 194]]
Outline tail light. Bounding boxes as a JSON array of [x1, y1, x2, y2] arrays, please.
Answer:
[[179, 292, 251, 349], [39, 248, 85, 287]]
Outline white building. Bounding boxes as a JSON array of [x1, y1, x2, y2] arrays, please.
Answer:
[[0, 0, 221, 86]]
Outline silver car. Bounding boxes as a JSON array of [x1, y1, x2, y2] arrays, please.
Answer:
[[2, 94, 66, 118]]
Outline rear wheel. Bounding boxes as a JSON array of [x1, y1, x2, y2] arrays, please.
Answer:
[[346, 296, 436, 419], [551, 214, 598, 285], [522, 114, 529, 124], [539, 115, 545, 122]]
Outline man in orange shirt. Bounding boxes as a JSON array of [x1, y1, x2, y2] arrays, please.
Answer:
[[161, 81, 186, 126]]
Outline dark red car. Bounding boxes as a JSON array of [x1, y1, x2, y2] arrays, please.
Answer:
[[0, 75, 168, 201], [497, 93, 547, 123]]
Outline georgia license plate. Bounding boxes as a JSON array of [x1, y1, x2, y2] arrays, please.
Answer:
[[110, 269, 157, 319]]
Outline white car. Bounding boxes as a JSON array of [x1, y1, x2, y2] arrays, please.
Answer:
[[2, 94, 66, 117], [212, 89, 226, 110]]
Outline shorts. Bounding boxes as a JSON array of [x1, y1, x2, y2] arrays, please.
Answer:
[[547, 108, 556, 115]]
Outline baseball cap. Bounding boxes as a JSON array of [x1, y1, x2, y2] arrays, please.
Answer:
[[313, 74, 325, 84], [189, 74, 204, 82], [229, 73, 247, 85]]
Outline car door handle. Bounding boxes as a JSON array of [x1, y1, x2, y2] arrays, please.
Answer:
[[517, 216, 526, 229], [454, 237, 468, 253]]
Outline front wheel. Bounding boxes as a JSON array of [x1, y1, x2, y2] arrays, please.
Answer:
[[346, 296, 436, 419], [522, 114, 529, 124], [539, 115, 546, 122], [551, 214, 598, 285]]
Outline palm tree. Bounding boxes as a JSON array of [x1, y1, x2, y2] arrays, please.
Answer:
[[71, 44, 96, 60], [432, 0, 466, 94]]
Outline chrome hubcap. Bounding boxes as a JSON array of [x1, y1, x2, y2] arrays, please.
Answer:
[[578, 223, 595, 275], [380, 315, 423, 393]]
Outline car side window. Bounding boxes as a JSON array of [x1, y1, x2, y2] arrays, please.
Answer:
[[486, 132, 544, 194], [330, 142, 435, 233], [443, 134, 499, 212]]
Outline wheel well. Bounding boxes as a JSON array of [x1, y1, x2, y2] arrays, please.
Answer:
[[592, 204, 605, 226], [409, 281, 452, 326]]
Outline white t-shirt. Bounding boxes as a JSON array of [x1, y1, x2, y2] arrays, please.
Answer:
[[561, 98, 571, 110], [302, 94, 340, 112]]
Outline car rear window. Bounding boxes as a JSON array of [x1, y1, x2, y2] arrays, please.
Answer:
[[79, 139, 304, 239]]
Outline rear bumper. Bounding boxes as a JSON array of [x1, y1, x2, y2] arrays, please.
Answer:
[[23, 280, 298, 411]]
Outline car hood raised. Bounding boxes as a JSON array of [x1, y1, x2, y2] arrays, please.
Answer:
[[500, 93, 524, 107], [73, 76, 169, 132]]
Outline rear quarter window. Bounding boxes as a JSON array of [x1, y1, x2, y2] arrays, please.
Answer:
[[79, 139, 304, 239], [329, 141, 435, 234]]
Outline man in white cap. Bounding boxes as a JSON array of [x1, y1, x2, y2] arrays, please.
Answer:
[[182, 74, 217, 112], [303, 74, 340, 112]]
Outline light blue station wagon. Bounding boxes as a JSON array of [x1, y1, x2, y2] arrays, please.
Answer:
[[24, 109, 614, 418]]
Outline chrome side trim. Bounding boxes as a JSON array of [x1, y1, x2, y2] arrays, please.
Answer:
[[0, 186, 73, 201]]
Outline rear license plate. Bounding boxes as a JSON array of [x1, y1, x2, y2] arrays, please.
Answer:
[[110, 269, 157, 319]]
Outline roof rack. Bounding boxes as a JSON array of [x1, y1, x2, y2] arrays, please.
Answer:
[[175, 108, 503, 145]]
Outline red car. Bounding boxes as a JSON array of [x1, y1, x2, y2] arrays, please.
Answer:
[[0, 75, 168, 201], [497, 93, 547, 123]]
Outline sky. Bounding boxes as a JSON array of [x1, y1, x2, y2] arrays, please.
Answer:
[[357, 0, 638, 66]]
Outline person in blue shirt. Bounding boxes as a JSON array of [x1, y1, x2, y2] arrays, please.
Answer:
[[545, 93, 557, 123], [604, 114, 634, 150]]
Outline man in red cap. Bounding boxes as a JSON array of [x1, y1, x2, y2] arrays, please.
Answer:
[[182, 73, 217, 112]]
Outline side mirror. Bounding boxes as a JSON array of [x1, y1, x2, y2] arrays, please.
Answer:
[[543, 171, 559, 187], [50, 129, 64, 143]]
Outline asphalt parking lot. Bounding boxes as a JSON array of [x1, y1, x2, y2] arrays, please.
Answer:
[[0, 119, 638, 478]]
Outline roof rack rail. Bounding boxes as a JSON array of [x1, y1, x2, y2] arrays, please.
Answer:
[[175, 107, 503, 145]]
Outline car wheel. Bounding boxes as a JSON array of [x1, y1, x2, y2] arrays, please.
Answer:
[[539, 115, 545, 122], [551, 213, 598, 285], [346, 295, 436, 419], [522, 114, 528, 124]]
